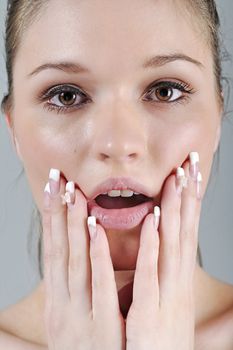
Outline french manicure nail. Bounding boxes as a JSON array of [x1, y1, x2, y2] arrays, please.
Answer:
[[87, 216, 97, 240], [44, 182, 51, 193], [154, 206, 160, 230], [49, 168, 60, 196], [64, 181, 75, 206], [44, 182, 51, 208], [189, 152, 199, 180], [176, 167, 186, 196]]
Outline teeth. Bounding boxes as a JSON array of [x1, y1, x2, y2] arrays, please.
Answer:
[[104, 189, 140, 197], [107, 190, 121, 197], [121, 190, 134, 197]]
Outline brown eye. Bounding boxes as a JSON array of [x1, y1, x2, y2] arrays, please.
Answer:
[[143, 80, 193, 104], [154, 87, 173, 101], [59, 91, 77, 106]]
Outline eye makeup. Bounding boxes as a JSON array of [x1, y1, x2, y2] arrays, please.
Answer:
[[36, 79, 196, 115]]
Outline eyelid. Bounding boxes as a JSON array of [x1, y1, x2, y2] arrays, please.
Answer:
[[141, 79, 195, 103], [144, 79, 194, 94], [37, 78, 195, 115], [38, 83, 88, 100]]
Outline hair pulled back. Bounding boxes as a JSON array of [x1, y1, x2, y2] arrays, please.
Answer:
[[1, 0, 224, 114]]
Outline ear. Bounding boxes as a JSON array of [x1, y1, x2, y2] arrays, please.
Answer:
[[5, 112, 23, 161]]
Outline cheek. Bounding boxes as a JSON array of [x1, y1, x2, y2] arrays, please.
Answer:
[[147, 112, 217, 194], [14, 114, 89, 210]]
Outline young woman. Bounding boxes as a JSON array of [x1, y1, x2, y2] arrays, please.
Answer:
[[0, 0, 233, 349]]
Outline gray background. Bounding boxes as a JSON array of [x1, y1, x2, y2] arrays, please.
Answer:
[[0, 1, 233, 310]]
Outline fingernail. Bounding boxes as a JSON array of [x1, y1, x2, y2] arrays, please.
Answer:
[[87, 216, 97, 240], [65, 181, 75, 206], [189, 152, 199, 181], [176, 167, 186, 196], [154, 206, 160, 230], [49, 168, 60, 196], [44, 182, 51, 193], [44, 182, 51, 208], [61, 181, 75, 206], [197, 171, 202, 200]]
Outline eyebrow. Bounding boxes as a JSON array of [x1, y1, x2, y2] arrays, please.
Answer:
[[142, 53, 204, 69], [27, 53, 204, 78]]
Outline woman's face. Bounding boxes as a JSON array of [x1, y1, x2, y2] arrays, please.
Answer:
[[8, 0, 222, 269]]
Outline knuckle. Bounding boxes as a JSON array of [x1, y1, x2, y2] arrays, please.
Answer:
[[165, 242, 180, 258], [181, 230, 197, 246], [69, 254, 82, 272], [53, 246, 66, 259], [52, 204, 66, 216], [43, 206, 51, 217], [45, 246, 66, 261]]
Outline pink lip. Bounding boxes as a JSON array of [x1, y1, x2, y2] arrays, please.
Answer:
[[87, 198, 154, 230]]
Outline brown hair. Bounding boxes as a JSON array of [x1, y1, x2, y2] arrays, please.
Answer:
[[1, 0, 46, 114], [1, 0, 224, 114]]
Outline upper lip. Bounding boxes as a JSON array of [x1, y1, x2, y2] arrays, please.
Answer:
[[86, 177, 153, 201]]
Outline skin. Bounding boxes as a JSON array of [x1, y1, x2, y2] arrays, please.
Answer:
[[1, 0, 233, 348], [10, 0, 220, 267]]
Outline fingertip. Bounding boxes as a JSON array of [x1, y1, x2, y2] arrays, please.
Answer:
[[153, 206, 160, 231], [87, 216, 97, 241]]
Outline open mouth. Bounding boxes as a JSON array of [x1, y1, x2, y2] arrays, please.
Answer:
[[95, 193, 152, 209], [87, 193, 154, 230]]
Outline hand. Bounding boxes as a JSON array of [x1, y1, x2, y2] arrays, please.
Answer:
[[126, 154, 202, 350], [42, 171, 126, 350]]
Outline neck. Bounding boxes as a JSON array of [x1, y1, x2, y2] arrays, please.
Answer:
[[35, 263, 205, 319]]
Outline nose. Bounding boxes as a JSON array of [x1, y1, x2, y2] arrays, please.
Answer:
[[92, 102, 147, 165]]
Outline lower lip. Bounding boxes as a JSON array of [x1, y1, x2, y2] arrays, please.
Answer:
[[87, 199, 154, 230]]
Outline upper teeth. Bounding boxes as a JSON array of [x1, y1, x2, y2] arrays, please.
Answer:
[[102, 190, 140, 197]]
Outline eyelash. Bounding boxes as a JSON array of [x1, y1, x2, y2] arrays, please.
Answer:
[[38, 80, 195, 114]]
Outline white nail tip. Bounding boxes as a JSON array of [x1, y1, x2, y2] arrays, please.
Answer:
[[88, 216, 96, 227], [189, 152, 199, 164], [44, 182, 51, 193], [154, 206, 160, 217], [63, 192, 72, 204], [49, 168, 60, 181], [66, 181, 75, 193], [197, 172, 202, 182], [176, 167, 185, 177]]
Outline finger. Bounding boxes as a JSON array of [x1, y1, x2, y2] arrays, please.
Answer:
[[46, 169, 70, 303], [132, 212, 160, 311], [88, 218, 121, 320], [158, 173, 182, 300], [42, 186, 52, 316], [66, 187, 92, 314], [180, 154, 202, 281]]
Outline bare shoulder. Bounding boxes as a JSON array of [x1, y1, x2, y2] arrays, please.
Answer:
[[196, 305, 233, 350], [196, 277, 233, 349]]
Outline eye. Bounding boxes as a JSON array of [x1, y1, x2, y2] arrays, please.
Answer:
[[143, 80, 194, 104], [56, 91, 78, 106], [38, 84, 91, 113], [154, 86, 180, 101]]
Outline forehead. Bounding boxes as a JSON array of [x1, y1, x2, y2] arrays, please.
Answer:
[[16, 0, 211, 79]]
